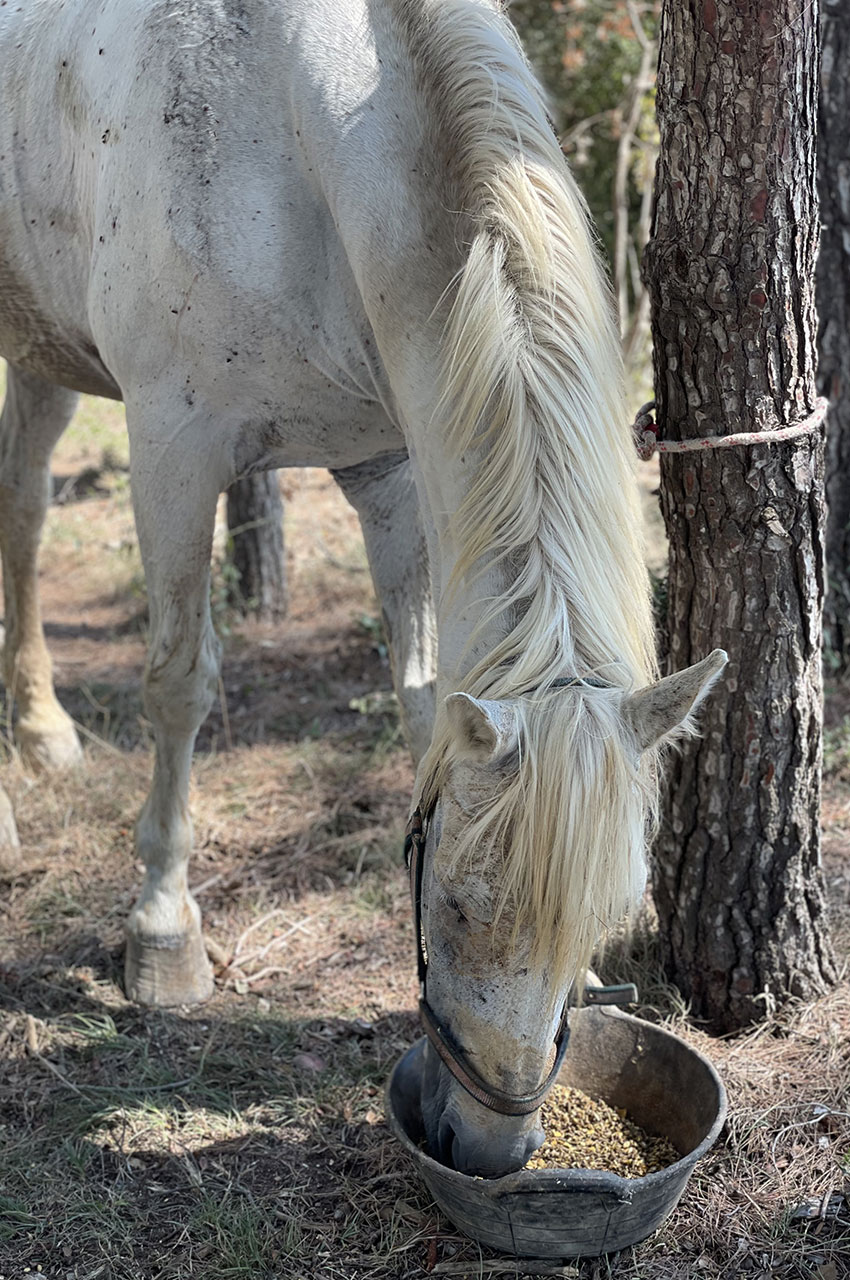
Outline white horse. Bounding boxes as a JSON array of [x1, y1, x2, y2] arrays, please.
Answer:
[[0, 0, 724, 1176]]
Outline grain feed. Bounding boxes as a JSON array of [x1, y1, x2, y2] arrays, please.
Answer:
[[524, 1084, 679, 1177]]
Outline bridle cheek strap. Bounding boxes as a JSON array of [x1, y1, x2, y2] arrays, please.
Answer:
[[418, 995, 571, 1117], [404, 805, 570, 1118]]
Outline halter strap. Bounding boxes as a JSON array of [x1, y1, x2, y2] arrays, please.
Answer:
[[519, 675, 612, 695], [418, 982, 571, 1116]]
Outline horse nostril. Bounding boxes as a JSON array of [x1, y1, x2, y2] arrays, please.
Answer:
[[526, 1126, 545, 1160], [437, 1114, 458, 1166], [451, 1130, 465, 1172], [444, 1115, 545, 1176]]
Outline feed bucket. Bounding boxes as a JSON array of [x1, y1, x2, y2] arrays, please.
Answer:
[[385, 1005, 726, 1258]]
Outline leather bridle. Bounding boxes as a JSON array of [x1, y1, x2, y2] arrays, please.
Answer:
[[402, 675, 638, 1118], [404, 802, 571, 1116]]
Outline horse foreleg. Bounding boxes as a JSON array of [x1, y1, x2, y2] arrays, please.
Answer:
[[0, 786, 20, 871], [0, 367, 82, 770], [332, 452, 437, 765], [123, 426, 222, 1006]]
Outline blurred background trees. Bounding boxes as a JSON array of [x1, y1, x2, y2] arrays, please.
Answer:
[[226, 472, 287, 623], [510, 0, 659, 378]]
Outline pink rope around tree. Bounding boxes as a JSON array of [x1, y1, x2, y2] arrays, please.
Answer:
[[633, 397, 829, 462]]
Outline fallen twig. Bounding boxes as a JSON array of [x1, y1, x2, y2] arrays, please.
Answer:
[[25, 1013, 38, 1054], [236, 915, 315, 968], [205, 935, 231, 968], [241, 964, 290, 985], [432, 1263, 579, 1277], [233, 906, 290, 957]]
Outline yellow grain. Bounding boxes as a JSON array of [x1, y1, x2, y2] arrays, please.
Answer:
[[524, 1085, 679, 1177]]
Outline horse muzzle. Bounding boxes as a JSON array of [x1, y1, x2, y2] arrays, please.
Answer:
[[420, 1041, 545, 1176]]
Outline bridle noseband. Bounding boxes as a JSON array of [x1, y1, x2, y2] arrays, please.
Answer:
[[403, 675, 637, 1118]]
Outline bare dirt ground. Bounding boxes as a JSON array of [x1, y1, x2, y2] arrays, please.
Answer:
[[0, 391, 848, 1280]]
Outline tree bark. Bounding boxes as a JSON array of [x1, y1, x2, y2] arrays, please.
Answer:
[[818, 0, 850, 668], [225, 472, 287, 622], [644, 0, 836, 1032]]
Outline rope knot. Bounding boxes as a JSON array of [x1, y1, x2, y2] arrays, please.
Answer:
[[632, 401, 659, 461], [632, 397, 828, 460]]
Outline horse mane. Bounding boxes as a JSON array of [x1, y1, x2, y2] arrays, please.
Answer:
[[396, 0, 660, 984]]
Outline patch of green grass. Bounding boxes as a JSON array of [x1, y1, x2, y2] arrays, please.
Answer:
[[62, 394, 129, 466], [350, 876, 399, 916], [57, 1011, 137, 1054], [192, 1194, 302, 1275], [28, 884, 88, 939], [57, 1135, 98, 1177], [0, 1196, 38, 1240], [0, 990, 428, 1278]]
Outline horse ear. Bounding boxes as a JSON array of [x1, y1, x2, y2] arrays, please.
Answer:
[[445, 693, 518, 763], [624, 649, 728, 752]]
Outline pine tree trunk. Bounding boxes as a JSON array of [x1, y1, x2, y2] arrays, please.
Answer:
[[225, 472, 287, 622], [644, 0, 836, 1032], [819, 0, 850, 667]]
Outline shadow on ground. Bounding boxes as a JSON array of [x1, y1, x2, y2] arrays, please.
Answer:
[[0, 956, 428, 1279], [43, 611, 398, 757]]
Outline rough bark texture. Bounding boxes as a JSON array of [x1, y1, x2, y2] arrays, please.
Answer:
[[644, 0, 835, 1032], [818, 0, 850, 668], [226, 472, 287, 622]]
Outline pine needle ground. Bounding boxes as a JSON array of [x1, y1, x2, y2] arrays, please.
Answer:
[[0, 394, 848, 1279]]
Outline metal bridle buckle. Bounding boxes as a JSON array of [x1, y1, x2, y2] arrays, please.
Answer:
[[584, 982, 639, 1006]]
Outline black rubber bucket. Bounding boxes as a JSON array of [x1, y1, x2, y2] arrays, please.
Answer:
[[385, 1005, 726, 1258]]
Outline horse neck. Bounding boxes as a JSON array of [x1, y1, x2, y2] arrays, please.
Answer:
[[291, 2, 467, 377], [297, 0, 653, 699], [291, 9, 485, 639]]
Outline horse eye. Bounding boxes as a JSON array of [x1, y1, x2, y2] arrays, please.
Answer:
[[445, 895, 467, 923]]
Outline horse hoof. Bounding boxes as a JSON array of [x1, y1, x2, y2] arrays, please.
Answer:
[[124, 926, 215, 1006], [17, 718, 84, 772]]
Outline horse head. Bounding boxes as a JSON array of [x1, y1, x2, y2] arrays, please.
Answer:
[[414, 649, 727, 1177]]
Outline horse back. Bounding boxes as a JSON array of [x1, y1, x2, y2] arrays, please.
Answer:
[[0, 0, 459, 462]]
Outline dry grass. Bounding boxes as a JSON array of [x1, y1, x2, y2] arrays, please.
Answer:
[[0, 387, 849, 1279]]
